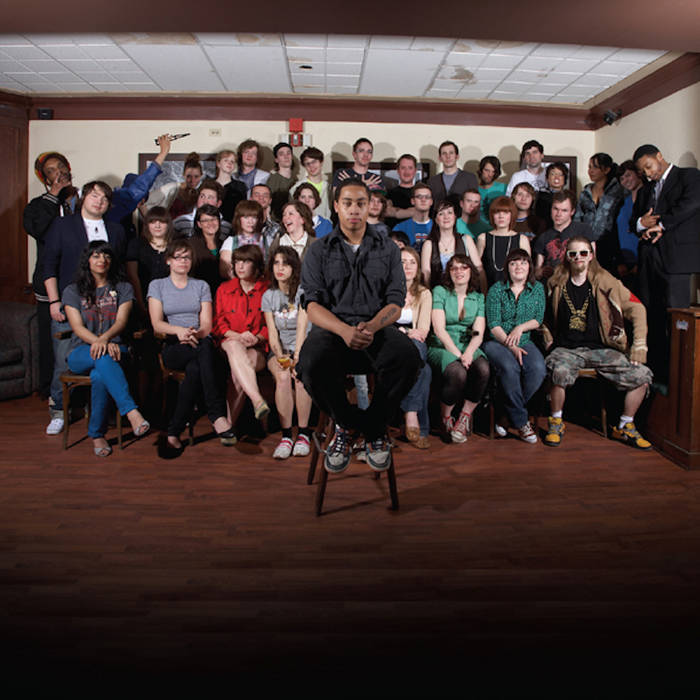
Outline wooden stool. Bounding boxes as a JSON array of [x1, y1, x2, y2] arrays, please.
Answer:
[[59, 372, 123, 450], [307, 411, 399, 516]]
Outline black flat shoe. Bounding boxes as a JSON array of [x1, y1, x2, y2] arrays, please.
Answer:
[[158, 434, 185, 459], [217, 428, 237, 446]]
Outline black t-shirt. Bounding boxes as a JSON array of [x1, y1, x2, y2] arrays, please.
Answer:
[[533, 221, 593, 271], [555, 279, 604, 349], [385, 185, 414, 230], [126, 237, 169, 303]]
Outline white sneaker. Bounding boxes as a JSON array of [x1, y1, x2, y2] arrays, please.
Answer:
[[495, 423, 507, 438], [292, 434, 310, 457], [273, 437, 293, 459], [46, 417, 64, 435], [518, 423, 538, 444]]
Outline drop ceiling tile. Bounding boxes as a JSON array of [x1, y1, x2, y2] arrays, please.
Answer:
[[236, 34, 281, 46], [572, 46, 616, 59], [327, 35, 367, 48], [600, 60, 642, 75], [284, 34, 327, 48], [91, 84, 130, 92], [195, 33, 242, 46], [443, 53, 487, 70], [291, 73, 324, 86], [610, 48, 666, 62], [330, 85, 359, 94], [42, 45, 89, 60], [98, 59, 138, 72], [494, 41, 537, 55], [0, 36, 31, 46], [410, 37, 453, 51], [531, 44, 579, 58], [62, 59, 103, 73], [326, 62, 362, 75], [483, 53, 524, 69], [82, 45, 129, 60], [202, 45, 289, 92], [562, 57, 602, 72], [54, 82, 96, 92], [2, 45, 49, 60], [326, 75, 358, 86], [500, 80, 538, 92], [425, 88, 461, 98], [370, 36, 413, 49], [452, 39, 490, 53], [0, 59, 23, 71], [361, 49, 443, 96], [536, 76, 575, 87], [457, 87, 493, 99], [287, 47, 326, 62], [509, 69, 544, 81], [325, 47, 364, 63], [293, 85, 325, 93], [81, 72, 119, 83], [111, 70, 151, 81], [518, 56, 561, 71], [123, 44, 223, 91], [74, 35, 115, 46], [474, 67, 511, 80], [124, 83, 158, 91], [19, 59, 64, 71], [428, 77, 460, 89], [36, 70, 78, 81]]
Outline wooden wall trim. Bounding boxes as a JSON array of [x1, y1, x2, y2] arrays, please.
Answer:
[[26, 94, 592, 130]]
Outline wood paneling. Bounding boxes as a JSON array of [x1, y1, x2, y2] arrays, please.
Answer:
[[0, 93, 30, 302]]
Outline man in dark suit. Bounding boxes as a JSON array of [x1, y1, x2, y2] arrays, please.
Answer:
[[426, 140, 478, 215], [43, 181, 126, 435], [632, 144, 700, 382]]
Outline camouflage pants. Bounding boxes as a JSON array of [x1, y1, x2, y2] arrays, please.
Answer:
[[546, 346, 653, 391]]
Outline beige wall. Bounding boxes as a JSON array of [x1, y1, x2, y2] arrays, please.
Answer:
[[594, 81, 700, 167], [26, 118, 596, 278]]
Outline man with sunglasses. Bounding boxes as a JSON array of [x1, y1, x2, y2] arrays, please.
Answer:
[[542, 236, 653, 449]]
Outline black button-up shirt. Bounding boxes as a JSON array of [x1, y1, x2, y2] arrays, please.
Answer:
[[301, 224, 406, 325]]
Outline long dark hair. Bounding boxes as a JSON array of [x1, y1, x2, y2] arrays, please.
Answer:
[[142, 206, 174, 245], [193, 204, 223, 250], [590, 152, 618, 187], [268, 245, 301, 300], [427, 200, 465, 288], [75, 240, 121, 308]]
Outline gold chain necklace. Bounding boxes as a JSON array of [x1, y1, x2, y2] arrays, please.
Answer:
[[562, 284, 590, 332]]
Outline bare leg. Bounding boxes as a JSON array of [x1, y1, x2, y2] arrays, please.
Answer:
[[268, 357, 294, 429], [227, 374, 248, 427], [294, 377, 313, 428], [405, 410, 419, 429], [221, 339, 265, 407], [550, 385, 566, 414], [623, 384, 648, 418], [440, 403, 455, 419]]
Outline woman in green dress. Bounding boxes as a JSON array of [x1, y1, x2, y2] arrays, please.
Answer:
[[428, 254, 490, 443]]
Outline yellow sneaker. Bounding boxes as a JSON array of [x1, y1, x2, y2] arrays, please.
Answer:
[[612, 422, 652, 450], [544, 416, 565, 447]]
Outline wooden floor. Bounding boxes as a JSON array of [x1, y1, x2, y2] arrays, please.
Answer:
[[2, 395, 700, 691]]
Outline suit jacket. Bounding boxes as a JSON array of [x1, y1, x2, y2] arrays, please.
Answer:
[[426, 169, 478, 212], [631, 165, 700, 274], [43, 213, 126, 294]]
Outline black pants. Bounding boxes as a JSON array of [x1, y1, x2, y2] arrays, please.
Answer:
[[638, 243, 691, 383], [297, 326, 421, 440], [37, 300, 54, 399], [161, 336, 227, 437]]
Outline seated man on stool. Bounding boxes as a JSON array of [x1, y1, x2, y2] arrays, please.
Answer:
[[542, 236, 653, 449], [297, 179, 421, 472]]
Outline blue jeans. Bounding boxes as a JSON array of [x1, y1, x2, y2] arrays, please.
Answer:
[[67, 344, 138, 438], [50, 317, 73, 414], [400, 338, 431, 437], [483, 340, 546, 428]]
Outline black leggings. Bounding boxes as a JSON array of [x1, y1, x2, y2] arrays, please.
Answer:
[[162, 336, 227, 436], [441, 356, 490, 406]]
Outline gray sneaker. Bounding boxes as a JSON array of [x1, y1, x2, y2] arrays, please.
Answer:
[[46, 417, 64, 435], [324, 426, 353, 473], [365, 435, 392, 471]]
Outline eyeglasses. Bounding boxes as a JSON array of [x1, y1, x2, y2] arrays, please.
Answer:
[[567, 249, 591, 260]]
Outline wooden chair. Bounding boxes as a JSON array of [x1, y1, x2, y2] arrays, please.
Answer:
[[59, 371, 123, 450]]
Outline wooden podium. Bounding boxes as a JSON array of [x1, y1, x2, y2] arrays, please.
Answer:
[[646, 308, 700, 469]]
